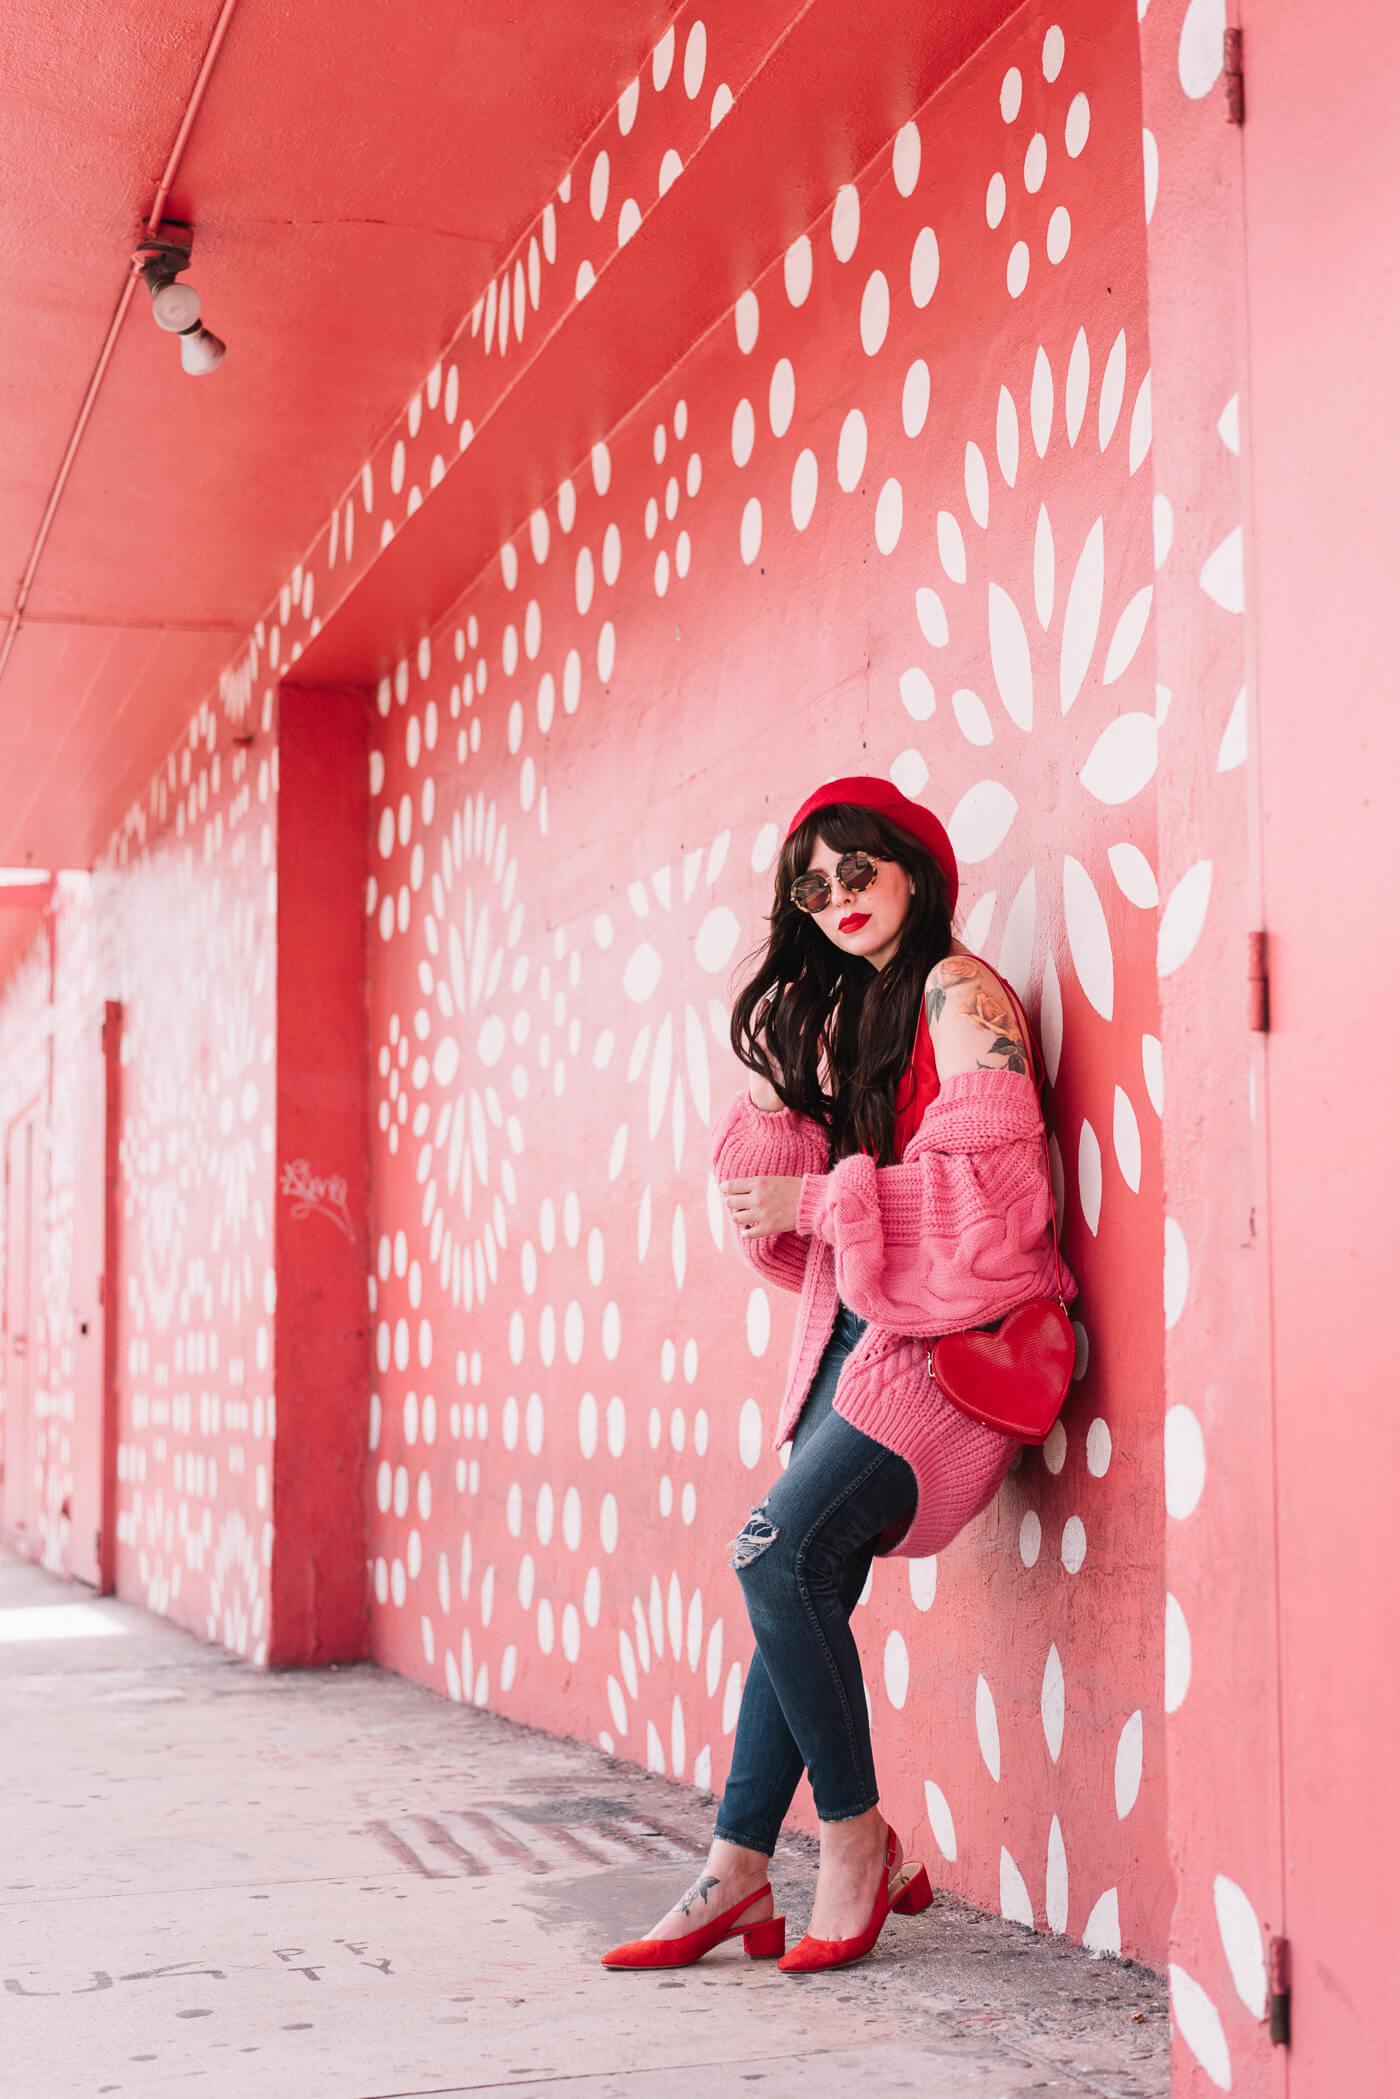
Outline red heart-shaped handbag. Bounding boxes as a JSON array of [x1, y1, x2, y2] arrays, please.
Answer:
[[930, 1298, 1075, 1444]]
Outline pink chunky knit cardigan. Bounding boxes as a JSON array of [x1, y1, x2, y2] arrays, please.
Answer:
[[711, 1068, 1075, 1561]]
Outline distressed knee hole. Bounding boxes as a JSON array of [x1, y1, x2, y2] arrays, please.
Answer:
[[730, 1506, 780, 1571]]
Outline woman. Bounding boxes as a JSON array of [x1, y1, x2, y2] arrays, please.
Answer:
[[602, 775, 1072, 1975]]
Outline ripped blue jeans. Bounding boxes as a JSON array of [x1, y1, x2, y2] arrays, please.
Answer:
[[715, 1305, 917, 1854]]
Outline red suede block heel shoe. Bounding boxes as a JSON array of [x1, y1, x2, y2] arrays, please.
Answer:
[[601, 1888, 786, 1970], [738, 1915, 787, 1958], [890, 1861, 933, 1915], [778, 1830, 932, 1974]]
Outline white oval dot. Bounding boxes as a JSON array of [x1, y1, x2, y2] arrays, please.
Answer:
[[1115, 1710, 1143, 1818], [899, 668, 936, 722], [784, 235, 813, 307], [768, 358, 795, 438], [1061, 1516, 1087, 1573], [902, 359, 930, 437], [874, 479, 903, 555], [731, 397, 755, 468], [1165, 1591, 1192, 1711], [1047, 207, 1072, 265], [790, 450, 818, 531], [860, 269, 889, 355], [952, 687, 993, 746], [1169, 1967, 1232, 2091], [831, 184, 860, 263], [924, 1780, 957, 1861], [1165, 1404, 1206, 1518], [909, 226, 939, 307], [589, 150, 610, 222], [892, 121, 921, 196], [976, 1676, 1001, 1781], [884, 1630, 909, 1708], [575, 548, 595, 617], [683, 19, 706, 97], [1164, 1216, 1190, 1328], [836, 411, 867, 493]]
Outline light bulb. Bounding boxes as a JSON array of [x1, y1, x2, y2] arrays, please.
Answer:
[[179, 326, 227, 376], [150, 279, 202, 333]]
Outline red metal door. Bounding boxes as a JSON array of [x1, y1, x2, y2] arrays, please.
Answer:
[[2, 1102, 41, 1539], [62, 1005, 117, 1587]]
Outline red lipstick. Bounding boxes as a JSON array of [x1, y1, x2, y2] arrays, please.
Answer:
[[839, 913, 871, 933]]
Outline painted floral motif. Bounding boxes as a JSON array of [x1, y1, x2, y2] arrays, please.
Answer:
[[359, 0, 1171, 1972]]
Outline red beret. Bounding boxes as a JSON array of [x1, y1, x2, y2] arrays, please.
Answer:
[[786, 774, 959, 912]]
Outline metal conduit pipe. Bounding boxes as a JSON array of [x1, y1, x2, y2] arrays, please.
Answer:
[[0, 0, 243, 687]]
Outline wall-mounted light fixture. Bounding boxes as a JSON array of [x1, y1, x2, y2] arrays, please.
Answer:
[[133, 223, 226, 375]]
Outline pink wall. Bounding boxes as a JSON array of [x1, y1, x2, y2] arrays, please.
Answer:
[[357, 0, 1174, 1965]]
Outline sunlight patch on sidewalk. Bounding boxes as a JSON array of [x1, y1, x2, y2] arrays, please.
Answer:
[[0, 1604, 129, 1643]]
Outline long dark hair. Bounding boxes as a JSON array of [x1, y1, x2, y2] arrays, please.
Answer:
[[730, 804, 954, 1164]]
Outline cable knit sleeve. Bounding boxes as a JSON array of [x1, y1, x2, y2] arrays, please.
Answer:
[[711, 1089, 829, 1294], [792, 1068, 1071, 1332]]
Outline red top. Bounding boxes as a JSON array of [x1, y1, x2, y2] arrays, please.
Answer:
[[892, 1004, 941, 1161]]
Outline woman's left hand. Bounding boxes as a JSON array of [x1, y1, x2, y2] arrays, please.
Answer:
[[720, 1175, 804, 1237]]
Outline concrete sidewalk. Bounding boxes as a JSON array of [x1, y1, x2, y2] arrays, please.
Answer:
[[2, 1551, 1168, 2099]]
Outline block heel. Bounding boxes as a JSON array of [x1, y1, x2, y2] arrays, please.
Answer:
[[890, 1862, 933, 1915], [742, 1916, 787, 1959]]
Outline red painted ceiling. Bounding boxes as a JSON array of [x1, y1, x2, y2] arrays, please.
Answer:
[[0, 0, 692, 868], [2, 0, 1017, 872]]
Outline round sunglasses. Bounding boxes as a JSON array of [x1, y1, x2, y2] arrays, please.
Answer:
[[790, 851, 885, 915]]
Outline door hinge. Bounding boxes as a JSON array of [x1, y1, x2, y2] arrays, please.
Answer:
[[1267, 1935, 1291, 2046], [1247, 931, 1270, 1031], [1224, 28, 1245, 124]]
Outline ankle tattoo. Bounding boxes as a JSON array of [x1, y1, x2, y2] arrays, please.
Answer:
[[678, 1873, 720, 1917]]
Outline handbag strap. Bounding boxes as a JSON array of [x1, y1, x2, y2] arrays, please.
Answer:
[[964, 958, 1069, 1316]]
